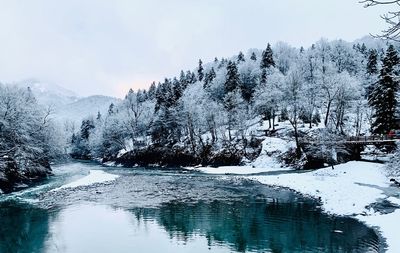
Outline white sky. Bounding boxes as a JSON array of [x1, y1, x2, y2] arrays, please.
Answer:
[[0, 0, 393, 97]]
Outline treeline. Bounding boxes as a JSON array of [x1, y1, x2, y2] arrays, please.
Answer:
[[70, 39, 399, 166], [0, 85, 65, 192]]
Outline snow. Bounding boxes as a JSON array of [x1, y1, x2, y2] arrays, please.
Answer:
[[193, 160, 400, 252], [53, 170, 119, 191], [358, 210, 400, 253], [387, 196, 400, 206], [248, 161, 400, 253], [250, 161, 388, 215], [186, 165, 288, 175], [251, 137, 295, 169]]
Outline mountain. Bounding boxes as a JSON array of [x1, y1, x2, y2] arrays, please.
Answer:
[[54, 95, 121, 125], [10, 79, 120, 125], [14, 79, 79, 108]]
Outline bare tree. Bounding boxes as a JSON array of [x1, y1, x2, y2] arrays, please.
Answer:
[[361, 0, 400, 40]]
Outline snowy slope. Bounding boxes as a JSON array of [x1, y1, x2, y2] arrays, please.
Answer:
[[54, 95, 121, 124], [14, 79, 78, 108]]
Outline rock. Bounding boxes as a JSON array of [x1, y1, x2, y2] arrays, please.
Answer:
[[390, 178, 400, 187]]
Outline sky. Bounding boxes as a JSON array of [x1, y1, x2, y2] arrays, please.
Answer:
[[0, 0, 393, 97]]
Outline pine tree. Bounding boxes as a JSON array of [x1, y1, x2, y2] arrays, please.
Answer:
[[369, 45, 400, 134], [224, 61, 240, 94], [108, 103, 115, 115], [260, 43, 275, 69], [250, 52, 257, 61], [148, 82, 157, 99], [179, 70, 188, 89], [197, 59, 204, 82], [204, 67, 216, 89], [260, 68, 267, 85], [237, 51, 245, 63], [366, 49, 379, 75], [186, 70, 197, 84], [172, 77, 183, 102]]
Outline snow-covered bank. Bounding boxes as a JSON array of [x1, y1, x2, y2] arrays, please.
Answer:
[[53, 170, 119, 191], [186, 165, 289, 175], [247, 161, 400, 253], [193, 160, 400, 252], [358, 210, 400, 253], [185, 137, 294, 175], [251, 161, 388, 215]]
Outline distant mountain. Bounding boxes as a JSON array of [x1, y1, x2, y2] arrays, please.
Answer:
[[14, 79, 78, 108], [54, 95, 121, 125], [10, 79, 121, 125], [353, 36, 388, 50]]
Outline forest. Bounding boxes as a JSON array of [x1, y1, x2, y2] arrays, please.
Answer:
[[1, 38, 400, 191], [68, 39, 400, 167]]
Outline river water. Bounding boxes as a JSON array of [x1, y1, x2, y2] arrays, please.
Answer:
[[0, 162, 381, 253]]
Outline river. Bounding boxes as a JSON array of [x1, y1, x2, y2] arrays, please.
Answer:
[[0, 161, 382, 253]]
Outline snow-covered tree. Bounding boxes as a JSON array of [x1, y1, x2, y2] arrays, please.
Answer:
[[369, 44, 400, 134]]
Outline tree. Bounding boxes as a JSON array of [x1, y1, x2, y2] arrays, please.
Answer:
[[282, 68, 306, 157], [224, 61, 240, 94], [204, 67, 216, 89], [0, 85, 65, 183], [361, 0, 400, 41], [366, 49, 379, 75], [148, 82, 157, 99], [237, 51, 245, 63], [369, 44, 400, 134], [250, 52, 257, 61], [238, 61, 259, 102], [260, 43, 275, 69], [197, 59, 204, 82], [253, 71, 284, 130], [223, 90, 245, 141], [366, 49, 380, 99]]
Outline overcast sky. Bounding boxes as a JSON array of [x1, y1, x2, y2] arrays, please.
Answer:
[[0, 0, 392, 97]]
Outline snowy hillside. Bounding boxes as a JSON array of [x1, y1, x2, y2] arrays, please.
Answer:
[[14, 79, 78, 108], [54, 95, 121, 124]]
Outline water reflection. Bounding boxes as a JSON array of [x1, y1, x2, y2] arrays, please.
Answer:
[[0, 198, 381, 253], [0, 201, 52, 253], [131, 200, 380, 253]]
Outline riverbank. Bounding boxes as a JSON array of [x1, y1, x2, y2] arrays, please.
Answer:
[[190, 161, 400, 253]]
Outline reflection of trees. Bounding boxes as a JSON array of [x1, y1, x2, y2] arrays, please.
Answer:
[[0, 201, 52, 253], [131, 200, 380, 253]]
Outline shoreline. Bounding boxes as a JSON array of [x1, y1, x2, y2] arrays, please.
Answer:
[[191, 161, 399, 253]]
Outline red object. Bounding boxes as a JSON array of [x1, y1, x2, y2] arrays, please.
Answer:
[[388, 130, 396, 138]]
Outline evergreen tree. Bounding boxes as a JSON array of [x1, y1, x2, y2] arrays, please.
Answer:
[[224, 61, 240, 94], [250, 52, 257, 61], [197, 59, 204, 82], [108, 103, 115, 115], [260, 68, 267, 85], [366, 49, 379, 75], [260, 43, 275, 69], [237, 51, 245, 63], [179, 70, 188, 89], [172, 77, 183, 102], [80, 119, 95, 140], [186, 70, 197, 84], [369, 45, 400, 134], [148, 82, 157, 99], [204, 67, 216, 88]]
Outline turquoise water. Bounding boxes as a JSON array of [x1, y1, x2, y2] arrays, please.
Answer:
[[0, 162, 381, 253]]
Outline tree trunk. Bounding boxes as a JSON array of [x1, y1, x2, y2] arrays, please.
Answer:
[[324, 100, 332, 126]]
